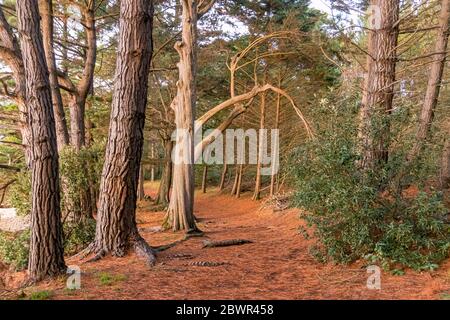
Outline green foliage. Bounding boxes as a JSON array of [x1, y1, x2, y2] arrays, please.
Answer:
[[29, 290, 53, 300], [59, 143, 104, 217], [0, 230, 30, 271], [98, 272, 127, 286], [8, 171, 31, 217], [290, 97, 450, 270], [63, 219, 96, 255]]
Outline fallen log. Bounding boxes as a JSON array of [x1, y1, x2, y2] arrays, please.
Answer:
[[202, 239, 253, 248]]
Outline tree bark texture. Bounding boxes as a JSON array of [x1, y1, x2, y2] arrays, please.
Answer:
[[91, 0, 155, 264], [359, 0, 399, 170], [16, 0, 66, 280]]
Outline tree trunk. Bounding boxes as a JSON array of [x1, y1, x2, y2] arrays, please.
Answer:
[[270, 79, 281, 197], [201, 165, 208, 193], [90, 0, 155, 264], [150, 142, 155, 181], [441, 137, 450, 190], [359, 0, 399, 170], [138, 164, 145, 201], [164, 0, 199, 233], [236, 163, 243, 198], [69, 97, 86, 151], [231, 164, 239, 195], [253, 92, 266, 200], [39, 0, 69, 150], [219, 162, 227, 191], [408, 0, 450, 162], [155, 139, 173, 206], [16, 0, 66, 280]]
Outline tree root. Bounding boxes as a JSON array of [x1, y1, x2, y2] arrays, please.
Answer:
[[202, 239, 253, 248], [134, 236, 157, 266]]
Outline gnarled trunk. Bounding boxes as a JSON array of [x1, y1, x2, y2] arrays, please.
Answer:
[[90, 0, 155, 264], [164, 0, 199, 233], [17, 0, 66, 280]]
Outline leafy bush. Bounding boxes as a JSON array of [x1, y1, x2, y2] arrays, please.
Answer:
[[0, 230, 30, 271], [59, 143, 104, 220], [290, 98, 450, 270], [8, 171, 31, 216], [63, 218, 96, 255]]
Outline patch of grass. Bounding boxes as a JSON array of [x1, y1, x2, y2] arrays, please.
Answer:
[[441, 293, 450, 300], [29, 290, 53, 300], [98, 272, 127, 286]]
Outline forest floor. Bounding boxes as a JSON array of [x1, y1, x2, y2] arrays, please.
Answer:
[[1, 181, 450, 300]]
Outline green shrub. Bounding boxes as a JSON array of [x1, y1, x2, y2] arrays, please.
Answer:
[[29, 290, 53, 300], [290, 99, 450, 270], [8, 171, 31, 217], [63, 218, 96, 255], [0, 230, 30, 271]]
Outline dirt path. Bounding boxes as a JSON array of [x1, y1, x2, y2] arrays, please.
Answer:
[[5, 186, 450, 300]]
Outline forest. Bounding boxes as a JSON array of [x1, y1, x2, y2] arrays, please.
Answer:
[[0, 0, 449, 301]]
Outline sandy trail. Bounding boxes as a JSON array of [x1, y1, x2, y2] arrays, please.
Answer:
[[3, 185, 450, 300]]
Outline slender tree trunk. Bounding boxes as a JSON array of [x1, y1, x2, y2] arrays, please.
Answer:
[[89, 0, 155, 264], [231, 164, 239, 195], [359, 0, 399, 170], [155, 139, 173, 206], [16, 0, 66, 280], [150, 142, 155, 181], [253, 92, 266, 200], [39, 0, 69, 150], [201, 165, 208, 193], [138, 164, 145, 201], [236, 163, 243, 198], [441, 137, 450, 190], [70, 97, 86, 151], [164, 0, 200, 233], [270, 80, 281, 197], [408, 0, 450, 162], [219, 162, 227, 190]]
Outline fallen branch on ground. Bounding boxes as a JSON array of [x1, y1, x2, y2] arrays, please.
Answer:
[[202, 239, 253, 248]]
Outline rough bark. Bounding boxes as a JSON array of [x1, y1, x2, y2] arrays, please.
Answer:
[[39, 0, 69, 150], [408, 0, 450, 162], [164, 0, 199, 232], [89, 0, 155, 264], [16, 0, 66, 280], [359, 0, 399, 170]]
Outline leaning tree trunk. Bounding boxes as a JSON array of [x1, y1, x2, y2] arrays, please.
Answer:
[[88, 0, 155, 264], [164, 0, 200, 233], [39, 0, 69, 150], [408, 0, 450, 162], [16, 0, 66, 280], [155, 139, 173, 206], [359, 0, 399, 170]]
